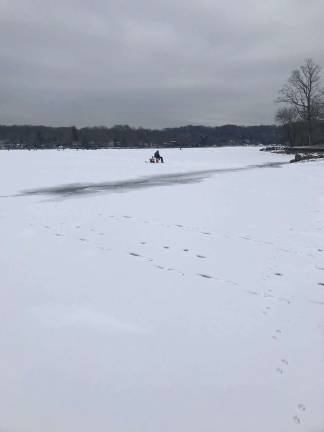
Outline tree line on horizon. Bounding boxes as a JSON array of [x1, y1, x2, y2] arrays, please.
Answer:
[[0, 124, 279, 150]]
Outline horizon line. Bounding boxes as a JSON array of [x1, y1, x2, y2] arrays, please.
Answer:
[[0, 123, 277, 130]]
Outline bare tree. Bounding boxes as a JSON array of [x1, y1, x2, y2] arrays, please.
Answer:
[[277, 58, 324, 146], [275, 106, 298, 146]]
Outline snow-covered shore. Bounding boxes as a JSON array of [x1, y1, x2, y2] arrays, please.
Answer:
[[0, 147, 323, 432]]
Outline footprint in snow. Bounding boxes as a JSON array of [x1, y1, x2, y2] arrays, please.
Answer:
[[272, 329, 282, 340], [226, 279, 238, 286], [297, 404, 306, 412], [318, 282, 324, 286], [196, 255, 206, 259], [281, 358, 288, 365], [276, 367, 284, 375], [163, 246, 170, 249], [293, 416, 301, 425], [183, 249, 189, 252], [246, 290, 259, 296], [279, 297, 291, 304], [308, 299, 324, 306], [129, 252, 141, 257], [201, 232, 212, 235], [274, 272, 283, 276], [197, 273, 213, 279], [98, 247, 110, 251], [79, 238, 87, 242], [140, 242, 147, 245]]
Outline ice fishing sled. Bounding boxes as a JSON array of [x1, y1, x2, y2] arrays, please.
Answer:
[[146, 157, 164, 164]]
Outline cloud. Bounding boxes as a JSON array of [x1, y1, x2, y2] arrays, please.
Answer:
[[0, 0, 323, 127]]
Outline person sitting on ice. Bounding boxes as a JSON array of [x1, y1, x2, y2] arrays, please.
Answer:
[[154, 150, 164, 163]]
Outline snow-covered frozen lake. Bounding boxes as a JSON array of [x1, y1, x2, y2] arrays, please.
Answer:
[[0, 147, 323, 432]]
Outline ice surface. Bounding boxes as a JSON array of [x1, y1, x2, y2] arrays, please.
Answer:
[[0, 147, 323, 431]]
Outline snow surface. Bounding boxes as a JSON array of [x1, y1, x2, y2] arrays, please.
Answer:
[[0, 147, 324, 432]]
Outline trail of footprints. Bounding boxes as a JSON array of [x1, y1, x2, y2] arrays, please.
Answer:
[[263, 311, 307, 425], [111, 214, 323, 268], [40, 215, 311, 306], [42, 219, 224, 282], [127, 244, 216, 280], [40, 212, 314, 427], [251, 273, 308, 427], [43, 213, 236, 283], [115, 214, 318, 259], [293, 403, 307, 425], [106, 215, 324, 297], [270, 325, 307, 425], [41, 214, 324, 306]]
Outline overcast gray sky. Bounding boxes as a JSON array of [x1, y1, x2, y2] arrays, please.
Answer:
[[0, 0, 323, 128]]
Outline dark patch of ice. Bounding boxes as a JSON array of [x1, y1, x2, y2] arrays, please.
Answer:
[[17, 162, 287, 200]]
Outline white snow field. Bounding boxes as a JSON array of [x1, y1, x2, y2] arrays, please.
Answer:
[[0, 147, 324, 432]]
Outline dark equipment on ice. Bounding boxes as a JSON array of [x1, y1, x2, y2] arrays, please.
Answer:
[[150, 150, 164, 163]]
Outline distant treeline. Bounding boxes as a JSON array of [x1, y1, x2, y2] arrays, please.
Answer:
[[0, 124, 280, 149], [275, 119, 324, 147]]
